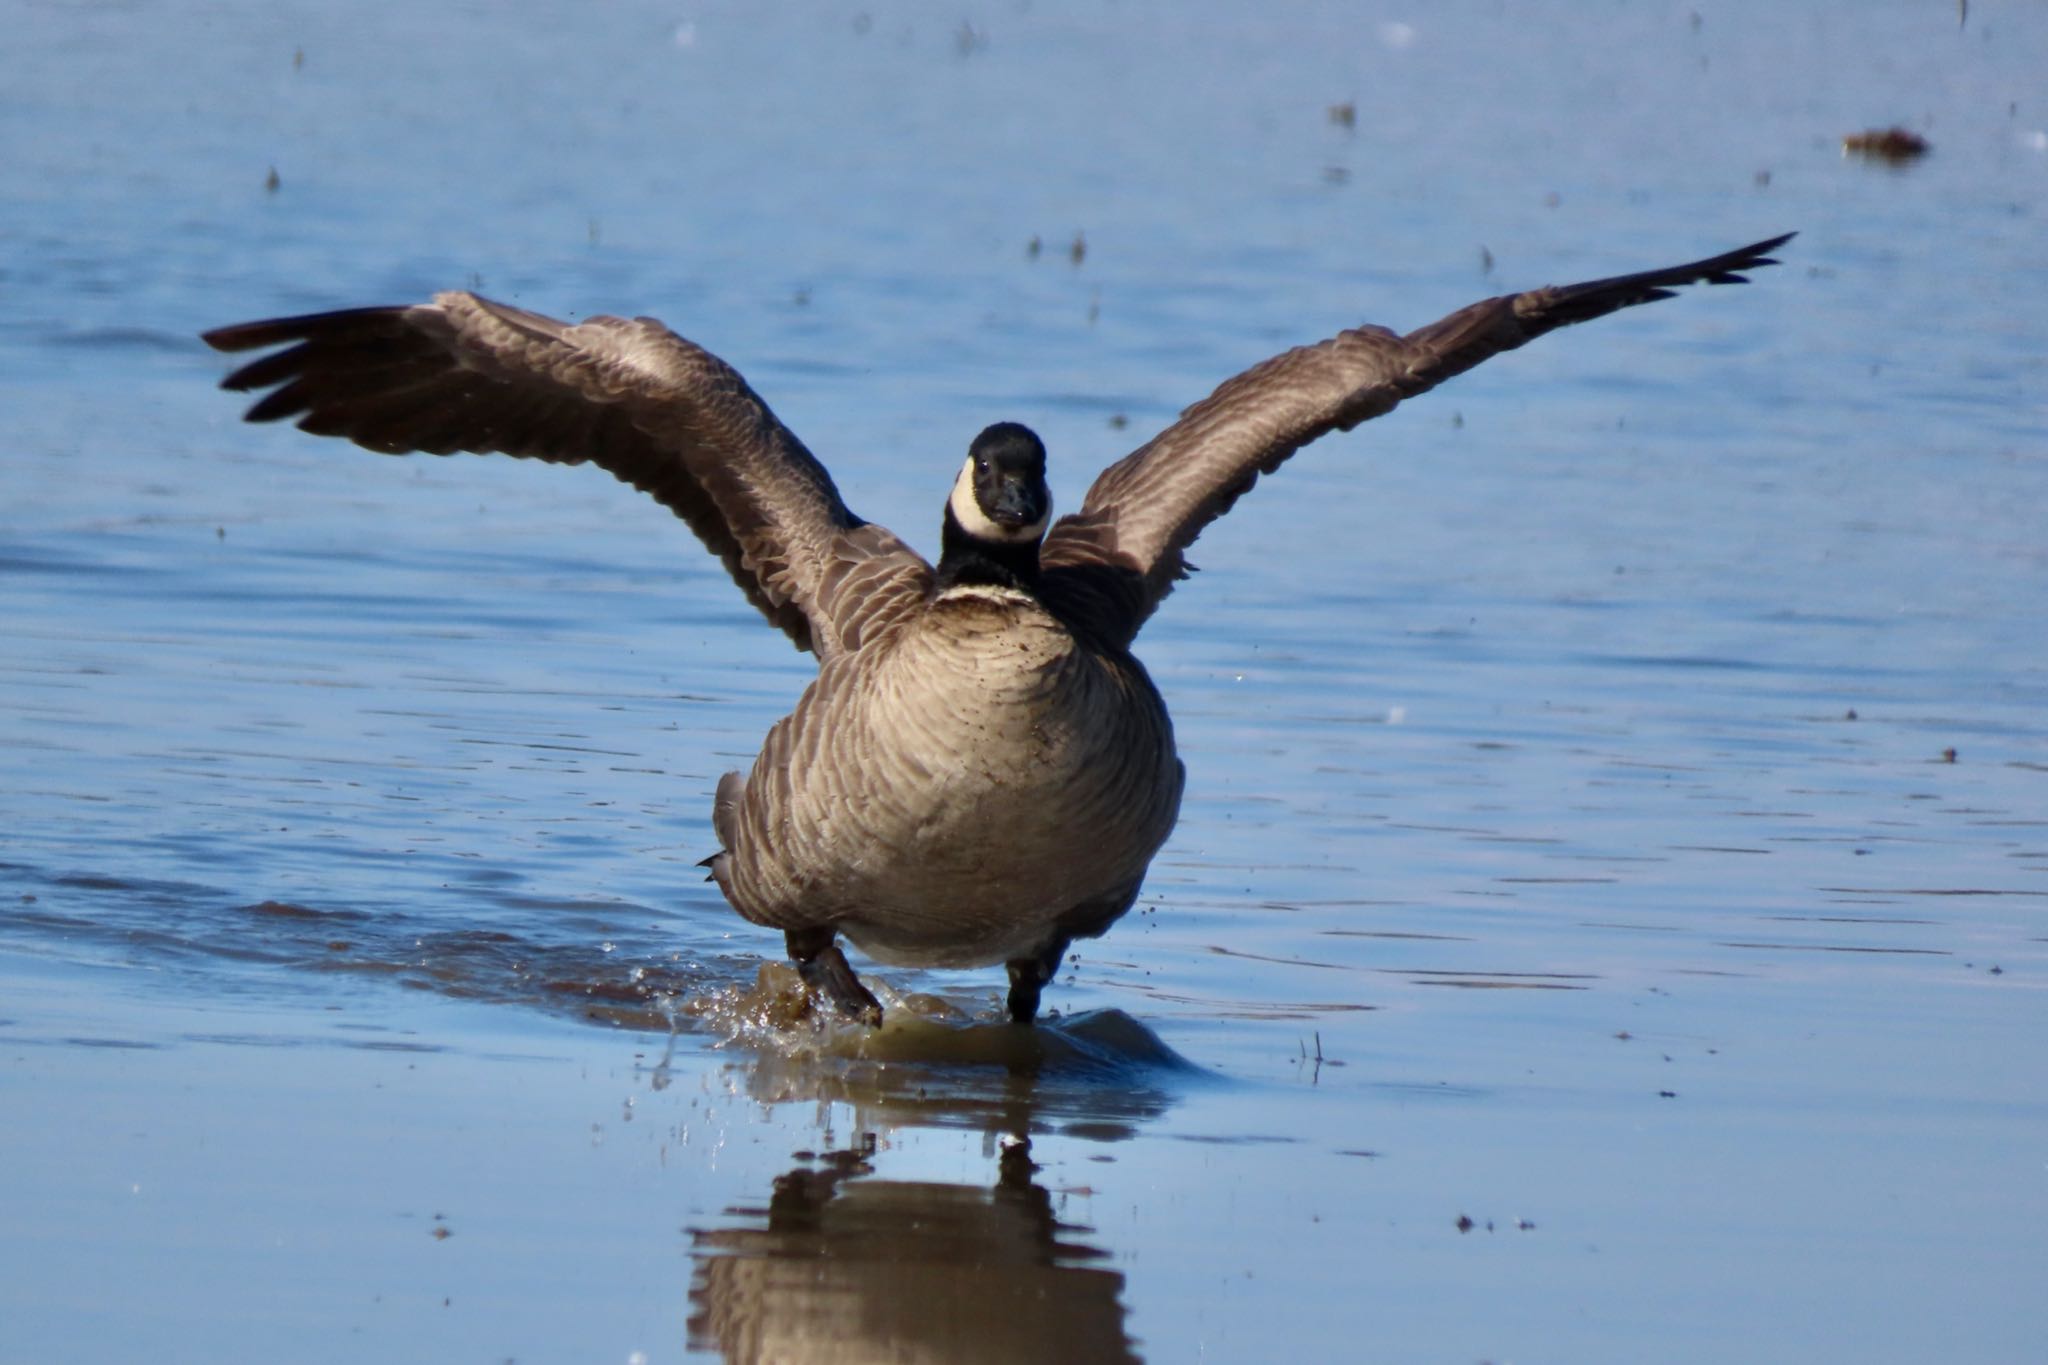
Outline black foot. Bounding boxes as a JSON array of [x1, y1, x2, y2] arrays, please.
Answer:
[[1005, 940, 1068, 1025], [786, 928, 883, 1027]]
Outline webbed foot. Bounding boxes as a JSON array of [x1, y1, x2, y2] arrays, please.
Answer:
[[785, 927, 883, 1027], [1004, 939, 1069, 1026]]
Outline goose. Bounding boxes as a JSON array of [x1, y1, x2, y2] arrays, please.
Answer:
[[203, 231, 1792, 1026]]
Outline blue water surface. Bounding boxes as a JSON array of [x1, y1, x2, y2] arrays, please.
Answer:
[[4, 2, 2045, 1361]]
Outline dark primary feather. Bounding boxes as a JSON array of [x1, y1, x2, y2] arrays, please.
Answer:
[[1040, 232, 1794, 646], [203, 294, 932, 658], [207, 233, 1790, 657]]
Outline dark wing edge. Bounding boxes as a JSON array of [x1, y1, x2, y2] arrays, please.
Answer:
[[202, 294, 931, 658], [1040, 232, 1795, 646]]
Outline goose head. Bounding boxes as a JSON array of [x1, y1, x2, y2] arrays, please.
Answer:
[[939, 422, 1051, 591], [950, 422, 1050, 542]]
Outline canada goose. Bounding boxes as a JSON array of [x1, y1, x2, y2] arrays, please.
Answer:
[[203, 231, 1791, 1026]]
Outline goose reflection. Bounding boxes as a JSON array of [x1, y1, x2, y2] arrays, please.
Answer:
[[683, 1008, 1192, 1363], [689, 1136, 1137, 1365]]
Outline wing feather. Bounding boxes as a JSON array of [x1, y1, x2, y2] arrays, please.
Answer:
[[204, 295, 931, 658], [1041, 233, 1793, 645]]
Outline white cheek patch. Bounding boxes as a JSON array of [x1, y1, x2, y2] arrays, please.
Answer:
[[949, 456, 1048, 543]]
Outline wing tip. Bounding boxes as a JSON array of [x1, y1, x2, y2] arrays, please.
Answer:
[[200, 305, 415, 357], [200, 319, 283, 355], [241, 386, 308, 423], [1704, 230, 1798, 285], [217, 357, 273, 394]]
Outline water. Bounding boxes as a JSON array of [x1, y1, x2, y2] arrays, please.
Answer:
[[4, 1, 2045, 1360]]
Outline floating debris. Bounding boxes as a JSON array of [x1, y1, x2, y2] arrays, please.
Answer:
[[1327, 101, 1356, 129], [1842, 127, 1929, 164]]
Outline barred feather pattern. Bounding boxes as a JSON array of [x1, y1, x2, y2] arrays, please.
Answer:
[[710, 590, 1183, 969]]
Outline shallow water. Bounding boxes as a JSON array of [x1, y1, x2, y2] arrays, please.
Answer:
[[4, 1, 2046, 1360]]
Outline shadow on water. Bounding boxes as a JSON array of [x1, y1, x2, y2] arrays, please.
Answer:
[[689, 1135, 1139, 1365]]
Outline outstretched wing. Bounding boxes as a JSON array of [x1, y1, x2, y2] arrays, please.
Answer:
[[1040, 233, 1794, 646], [203, 295, 932, 660]]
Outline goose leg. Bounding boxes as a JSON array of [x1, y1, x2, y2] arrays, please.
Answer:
[[785, 927, 883, 1027], [1005, 938, 1069, 1025]]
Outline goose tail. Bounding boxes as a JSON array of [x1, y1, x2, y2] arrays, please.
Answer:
[[701, 770, 749, 884]]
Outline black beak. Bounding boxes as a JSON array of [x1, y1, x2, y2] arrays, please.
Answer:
[[987, 474, 1048, 530]]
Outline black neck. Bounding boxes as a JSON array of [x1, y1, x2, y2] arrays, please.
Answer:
[[937, 507, 1042, 593]]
